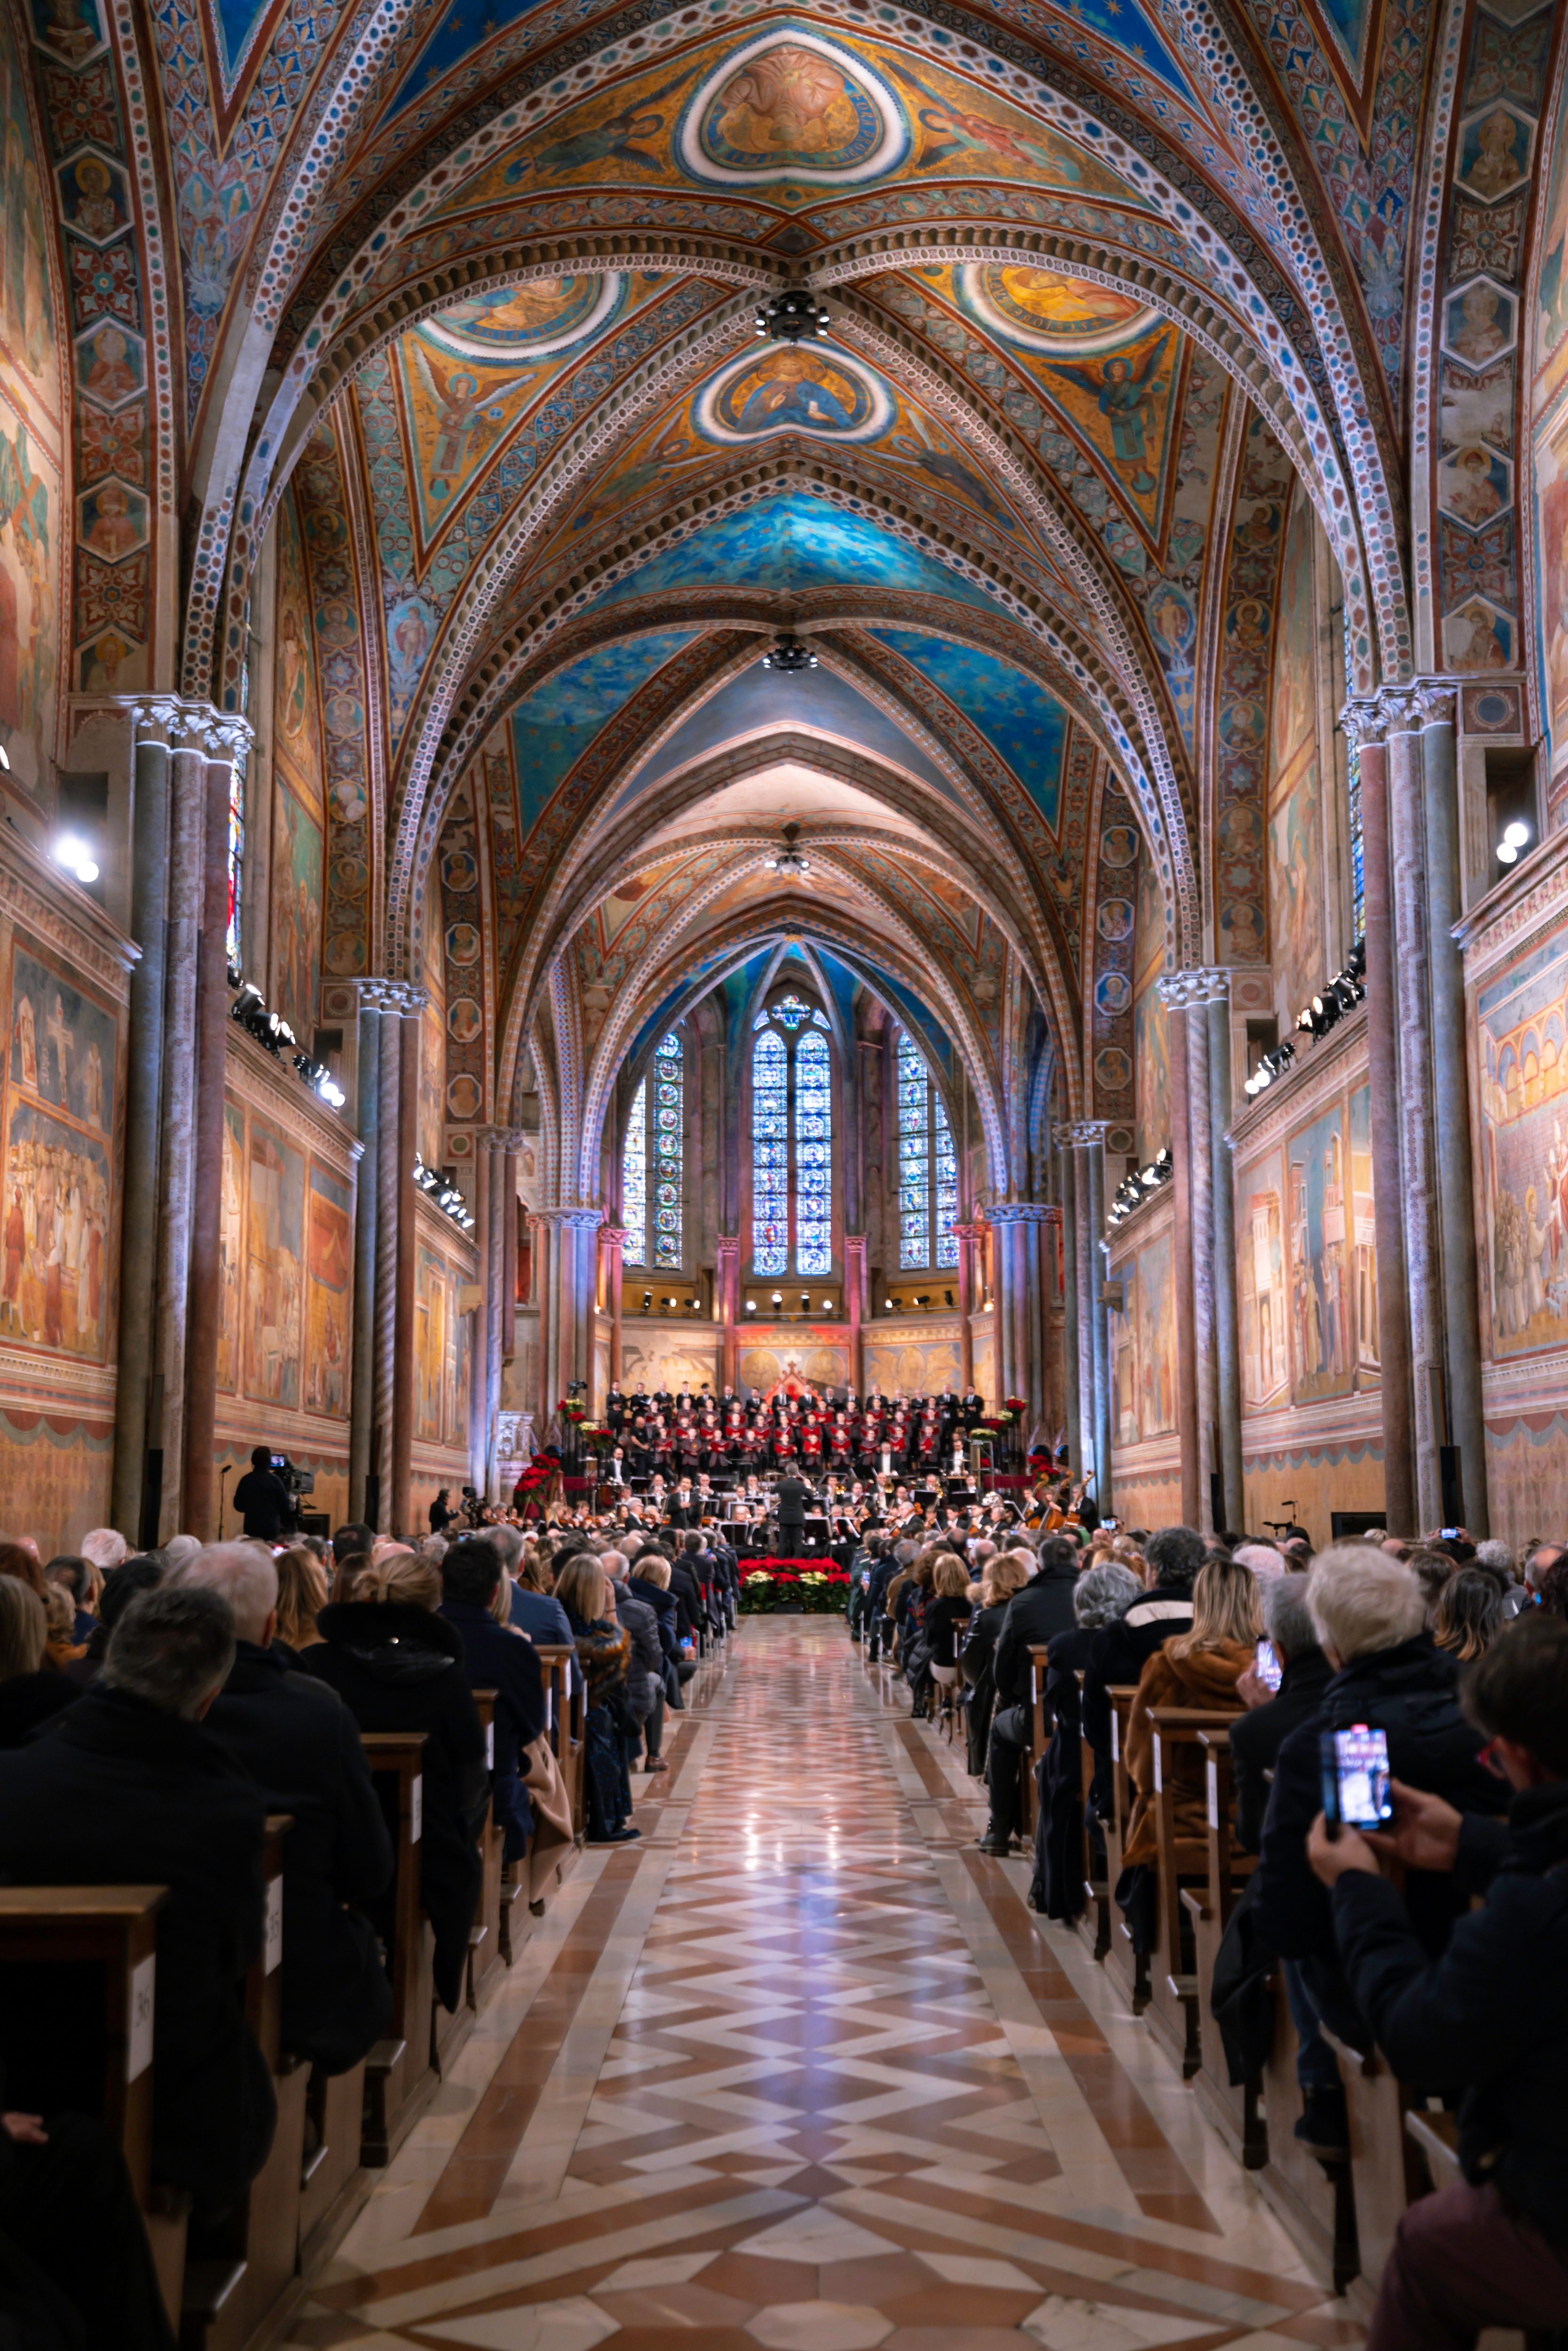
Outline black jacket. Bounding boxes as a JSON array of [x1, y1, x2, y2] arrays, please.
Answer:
[[232, 1467, 293, 1542], [1034, 1622, 1101, 1920], [629, 1575, 679, 1660], [1252, 1632, 1508, 2023], [0, 1672, 77, 1749], [993, 1558, 1082, 1708], [1082, 1579, 1195, 1751], [961, 1598, 1009, 1774], [205, 1641, 394, 2073], [776, 1477, 809, 1531], [0, 1686, 275, 2213], [1229, 1646, 1334, 1854], [438, 1599, 546, 1856], [924, 1593, 973, 1672], [1332, 1782, 1568, 2245], [299, 1602, 486, 2012]]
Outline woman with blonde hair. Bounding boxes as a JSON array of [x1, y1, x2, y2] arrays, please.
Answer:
[[555, 1552, 636, 1846], [273, 1544, 329, 1653], [0, 1577, 76, 1747], [961, 1549, 1030, 1774], [1118, 1556, 1260, 1934], [299, 1542, 486, 2013]]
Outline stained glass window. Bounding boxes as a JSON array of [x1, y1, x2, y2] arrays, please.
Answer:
[[752, 1029, 788, 1275], [622, 1080, 647, 1268], [653, 1031, 683, 1271], [898, 1032, 959, 1270], [622, 1028, 684, 1271], [898, 1034, 929, 1270], [796, 1029, 832, 1276], [774, 994, 810, 1030]]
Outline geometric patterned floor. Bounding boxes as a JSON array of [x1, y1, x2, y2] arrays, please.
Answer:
[[289, 1619, 1365, 2351]]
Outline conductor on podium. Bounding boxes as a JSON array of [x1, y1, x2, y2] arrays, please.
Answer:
[[775, 1474, 809, 1555]]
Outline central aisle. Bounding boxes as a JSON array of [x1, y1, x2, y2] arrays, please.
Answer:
[[295, 1621, 1364, 2350]]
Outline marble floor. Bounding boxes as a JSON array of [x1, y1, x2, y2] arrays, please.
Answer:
[[290, 1618, 1364, 2351]]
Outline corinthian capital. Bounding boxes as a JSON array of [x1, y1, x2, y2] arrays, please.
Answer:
[[1158, 967, 1229, 1009]]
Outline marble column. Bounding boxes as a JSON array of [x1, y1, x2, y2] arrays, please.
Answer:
[[1206, 989, 1244, 1534], [844, 1234, 866, 1391], [182, 714, 253, 1539], [1162, 987, 1202, 1528], [529, 1211, 551, 1433], [349, 988, 383, 1524], [391, 1006, 423, 1535], [717, 1234, 740, 1391], [150, 706, 220, 1538], [1343, 700, 1415, 1534], [986, 1204, 1048, 1435], [112, 704, 174, 1542], [604, 1224, 629, 1388], [1419, 681, 1489, 1536], [1052, 1158, 1082, 1476], [1039, 1203, 1064, 1451], [1056, 1125, 1111, 1509], [483, 1129, 507, 1496], [953, 1221, 981, 1394], [502, 1143, 519, 1362], [1160, 970, 1232, 1531], [1385, 686, 1444, 1530]]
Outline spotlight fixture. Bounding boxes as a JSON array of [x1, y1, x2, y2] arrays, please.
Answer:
[[754, 287, 829, 343], [745, 1299, 757, 1313], [766, 821, 812, 879], [1291, 938, 1368, 1043], [1244, 1039, 1298, 1098], [411, 1158, 472, 1230], [1497, 818, 1533, 867], [642, 1291, 652, 1312], [771, 1291, 783, 1308], [944, 1289, 954, 1308], [799, 1291, 811, 1312], [1106, 1146, 1174, 1230], [0, 743, 11, 771], [761, 632, 817, 674], [820, 1297, 833, 1311], [53, 834, 99, 885]]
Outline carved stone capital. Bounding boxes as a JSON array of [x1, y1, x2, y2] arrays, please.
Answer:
[[1377, 683, 1431, 738], [476, 1124, 528, 1152], [350, 977, 428, 1016], [950, 1220, 984, 1243], [986, 1200, 1050, 1226], [599, 1224, 629, 1250], [132, 698, 255, 761], [715, 1233, 741, 1259], [1053, 1120, 1111, 1148], [1339, 697, 1387, 751], [545, 1204, 607, 1230], [1158, 966, 1229, 1009]]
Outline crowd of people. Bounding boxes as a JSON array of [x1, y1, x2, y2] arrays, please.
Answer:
[[0, 1507, 741, 2346], [601, 1379, 992, 1481], [859, 1503, 1568, 2351]]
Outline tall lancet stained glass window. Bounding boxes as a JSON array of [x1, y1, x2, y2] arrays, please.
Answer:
[[753, 1029, 789, 1275], [652, 1033, 683, 1270], [795, 1029, 832, 1275], [898, 1033, 959, 1270], [622, 1030, 684, 1271]]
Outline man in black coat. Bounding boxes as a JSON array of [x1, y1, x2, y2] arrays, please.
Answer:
[[1307, 1618, 1568, 2348], [775, 1473, 809, 1554], [439, 1536, 546, 1862], [0, 1586, 276, 2217], [175, 1545, 394, 2075], [1252, 1545, 1508, 2049], [1081, 1523, 1201, 1754], [231, 1445, 294, 1542], [978, 1536, 1078, 1855]]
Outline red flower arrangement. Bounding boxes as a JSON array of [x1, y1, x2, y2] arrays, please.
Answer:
[[740, 1562, 850, 1615]]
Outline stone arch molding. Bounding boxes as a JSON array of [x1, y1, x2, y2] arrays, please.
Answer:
[[564, 892, 1014, 1202], [180, 0, 1411, 728]]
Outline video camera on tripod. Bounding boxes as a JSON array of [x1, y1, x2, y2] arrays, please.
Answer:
[[269, 1452, 315, 1499]]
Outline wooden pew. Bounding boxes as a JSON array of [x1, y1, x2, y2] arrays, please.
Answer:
[[1185, 1729, 1264, 2165], [469, 1688, 509, 2010], [1258, 1966, 1359, 2295], [359, 1732, 436, 2166], [1103, 1687, 1149, 2012], [297, 2058, 366, 2271], [1146, 1709, 1238, 2079], [0, 1885, 187, 2328], [182, 1816, 311, 2351], [535, 1645, 584, 1843], [1318, 2020, 1422, 2308], [1075, 1673, 1112, 1963]]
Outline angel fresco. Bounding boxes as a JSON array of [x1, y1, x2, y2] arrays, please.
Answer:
[[569, 427, 696, 531], [888, 412, 1016, 527], [892, 61, 1081, 178], [1052, 347, 1168, 490], [504, 74, 688, 183]]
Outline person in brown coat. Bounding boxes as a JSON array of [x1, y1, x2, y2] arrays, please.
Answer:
[[1122, 1553, 1261, 1870]]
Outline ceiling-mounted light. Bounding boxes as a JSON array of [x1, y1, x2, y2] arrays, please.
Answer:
[[53, 834, 99, 884], [766, 820, 812, 879], [761, 631, 817, 674], [754, 287, 830, 343]]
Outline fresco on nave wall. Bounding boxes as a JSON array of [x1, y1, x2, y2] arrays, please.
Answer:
[[1108, 1223, 1175, 1447], [1267, 481, 1326, 1038], [0, 6, 63, 791], [1236, 1080, 1378, 1416], [304, 1165, 351, 1419], [218, 1090, 356, 1419], [1474, 915, 1568, 1360], [0, 939, 116, 1362], [1131, 833, 1168, 1168], [270, 781, 323, 1046], [243, 1112, 304, 1410], [430, 28, 1155, 223], [1534, 398, 1568, 806], [270, 487, 325, 1042], [1215, 416, 1294, 968]]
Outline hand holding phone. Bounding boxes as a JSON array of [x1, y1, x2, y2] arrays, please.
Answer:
[[1254, 1636, 1283, 1695], [1321, 1723, 1394, 1833]]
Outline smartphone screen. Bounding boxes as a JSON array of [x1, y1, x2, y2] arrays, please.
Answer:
[[1255, 1636, 1283, 1694], [1321, 1723, 1393, 1830]]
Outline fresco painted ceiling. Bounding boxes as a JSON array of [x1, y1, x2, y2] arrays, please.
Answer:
[[69, 0, 1470, 1186]]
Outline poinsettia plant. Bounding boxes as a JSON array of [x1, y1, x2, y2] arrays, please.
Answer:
[[740, 1562, 850, 1615], [559, 1397, 587, 1424]]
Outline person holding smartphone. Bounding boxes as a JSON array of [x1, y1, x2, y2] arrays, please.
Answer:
[[1306, 1618, 1568, 2350]]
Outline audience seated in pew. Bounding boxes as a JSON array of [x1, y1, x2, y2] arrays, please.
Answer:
[[64, 1554, 164, 1687], [978, 1539, 1075, 1848], [0, 1585, 276, 2216], [1080, 1523, 1201, 1765], [602, 1549, 668, 1775], [0, 2088, 177, 2349], [960, 1549, 1030, 1780], [1308, 1616, 1568, 2350], [169, 1542, 394, 2073], [1252, 1545, 1510, 2067], [1031, 1559, 1141, 1919], [298, 1549, 487, 2014], [552, 1555, 635, 1847], [1115, 1554, 1259, 1951], [438, 1536, 546, 1855], [0, 1580, 79, 1749], [271, 1544, 330, 1657], [44, 1555, 99, 1645]]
